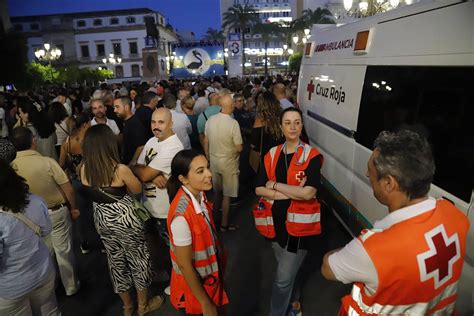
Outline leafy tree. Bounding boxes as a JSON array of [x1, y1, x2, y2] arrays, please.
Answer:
[[300, 8, 335, 27], [202, 28, 225, 42], [26, 62, 60, 86], [24, 62, 112, 88], [253, 22, 282, 77], [222, 4, 259, 75], [288, 52, 302, 74]]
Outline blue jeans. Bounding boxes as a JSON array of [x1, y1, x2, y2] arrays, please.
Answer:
[[270, 242, 307, 316]]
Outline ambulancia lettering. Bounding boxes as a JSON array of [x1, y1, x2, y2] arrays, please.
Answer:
[[315, 39, 354, 53]]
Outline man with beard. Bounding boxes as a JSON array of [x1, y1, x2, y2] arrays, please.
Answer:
[[113, 97, 147, 165], [131, 107, 183, 296], [90, 99, 120, 135]]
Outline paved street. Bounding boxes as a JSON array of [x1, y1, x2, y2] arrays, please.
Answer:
[[56, 193, 351, 316]]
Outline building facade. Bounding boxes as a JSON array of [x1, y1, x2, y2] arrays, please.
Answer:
[[11, 8, 179, 81], [220, 0, 303, 75]]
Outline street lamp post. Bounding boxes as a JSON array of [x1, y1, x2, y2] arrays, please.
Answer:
[[102, 53, 122, 77], [292, 28, 311, 46], [34, 43, 62, 82]]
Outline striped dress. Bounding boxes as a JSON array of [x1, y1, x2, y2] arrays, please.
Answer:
[[89, 187, 152, 293]]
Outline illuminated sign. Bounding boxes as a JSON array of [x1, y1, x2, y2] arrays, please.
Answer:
[[244, 48, 284, 55]]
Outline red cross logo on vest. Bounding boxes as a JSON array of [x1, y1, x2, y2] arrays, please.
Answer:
[[295, 171, 306, 183], [417, 224, 461, 289], [307, 80, 315, 100]]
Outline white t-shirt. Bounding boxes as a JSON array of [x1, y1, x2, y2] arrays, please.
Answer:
[[170, 186, 212, 246], [205, 112, 243, 173], [328, 197, 437, 295], [137, 134, 184, 218], [54, 120, 69, 146], [90, 117, 120, 135], [170, 110, 192, 150]]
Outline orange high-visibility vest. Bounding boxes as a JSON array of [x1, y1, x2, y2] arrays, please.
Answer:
[[167, 188, 228, 314], [264, 142, 323, 237], [340, 200, 469, 316]]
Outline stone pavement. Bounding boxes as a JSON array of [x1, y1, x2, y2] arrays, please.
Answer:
[[57, 194, 351, 316]]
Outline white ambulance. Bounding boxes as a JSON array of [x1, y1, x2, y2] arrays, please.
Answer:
[[297, 0, 473, 313]]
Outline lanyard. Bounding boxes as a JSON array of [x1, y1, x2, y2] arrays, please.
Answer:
[[283, 141, 306, 170]]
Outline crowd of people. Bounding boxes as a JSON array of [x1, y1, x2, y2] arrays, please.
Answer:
[[0, 73, 469, 316]]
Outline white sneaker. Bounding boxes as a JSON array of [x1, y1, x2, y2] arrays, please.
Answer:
[[164, 285, 170, 296]]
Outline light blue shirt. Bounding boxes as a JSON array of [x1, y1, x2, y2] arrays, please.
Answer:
[[197, 105, 221, 134], [0, 194, 54, 299]]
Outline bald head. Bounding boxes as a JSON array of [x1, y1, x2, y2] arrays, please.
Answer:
[[151, 107, 174, 141], [209, 92, 220, 106], [219, 92, 233, 114]]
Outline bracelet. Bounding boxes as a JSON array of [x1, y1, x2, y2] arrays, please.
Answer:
[[273, 182, 277, 190]]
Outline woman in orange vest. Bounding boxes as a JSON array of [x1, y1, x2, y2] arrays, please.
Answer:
[[166, 149, 228, 316], [255, 107, 324, 316]]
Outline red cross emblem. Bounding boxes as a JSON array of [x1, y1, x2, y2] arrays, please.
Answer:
[[295, 171, 306, 183], [307, 80, 315, 100], [417, 224, 461, 289]]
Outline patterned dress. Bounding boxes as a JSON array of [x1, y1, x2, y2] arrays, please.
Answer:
[[86, 186, 152, 293]]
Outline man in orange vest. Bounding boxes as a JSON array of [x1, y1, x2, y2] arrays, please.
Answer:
[[321, 130, 469, 315]]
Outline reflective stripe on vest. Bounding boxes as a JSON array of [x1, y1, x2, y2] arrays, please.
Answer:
[[265, 143, 323, 237], [350, 282, 458, 315], [287, 211, 320, 224], [254, 216, 274, 226], [170, 244, 218, 277], [172, 260, 219, 278]]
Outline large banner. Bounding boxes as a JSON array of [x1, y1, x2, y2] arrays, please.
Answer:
[[171, 43, 224, 78]]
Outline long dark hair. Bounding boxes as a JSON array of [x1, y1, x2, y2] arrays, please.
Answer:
[[167, 149, 202, 203], [0, 159, 30, 213], [82, 124, 120, 187], [17, 97, 55, 138], [257, 91, 283, 139], [48, 101, 68, 124], [70, 112, 90, 137]]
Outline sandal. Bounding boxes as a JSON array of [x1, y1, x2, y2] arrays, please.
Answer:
[[138, 295, 164, 316], [220, 224, 239, 232]]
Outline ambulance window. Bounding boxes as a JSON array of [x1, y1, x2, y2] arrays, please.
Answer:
[[356, 66, 473, 203]]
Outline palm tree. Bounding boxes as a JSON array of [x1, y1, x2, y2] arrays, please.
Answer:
[[253, 22, 282, 77], [202, 28, 225, 42], [300, 8, 335, 27], [222, 4, 259, 75]]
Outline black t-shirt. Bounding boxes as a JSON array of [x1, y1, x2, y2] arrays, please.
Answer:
[[106, 104, 123, 131], [256, 149, 322, 252], [135, 106, 154, 140], [251, 127, 284, 157], [121, 115, 147, 165]]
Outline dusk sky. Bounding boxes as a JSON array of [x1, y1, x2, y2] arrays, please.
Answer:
[[7, 0, 222, 39]]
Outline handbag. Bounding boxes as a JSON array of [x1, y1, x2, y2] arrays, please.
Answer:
[[249, 128, 264, 173], [252, 198, 276, 238], [99, 189, 151, 222]]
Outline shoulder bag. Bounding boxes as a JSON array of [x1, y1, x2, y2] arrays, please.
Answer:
[[98, 189, 151, 222]]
